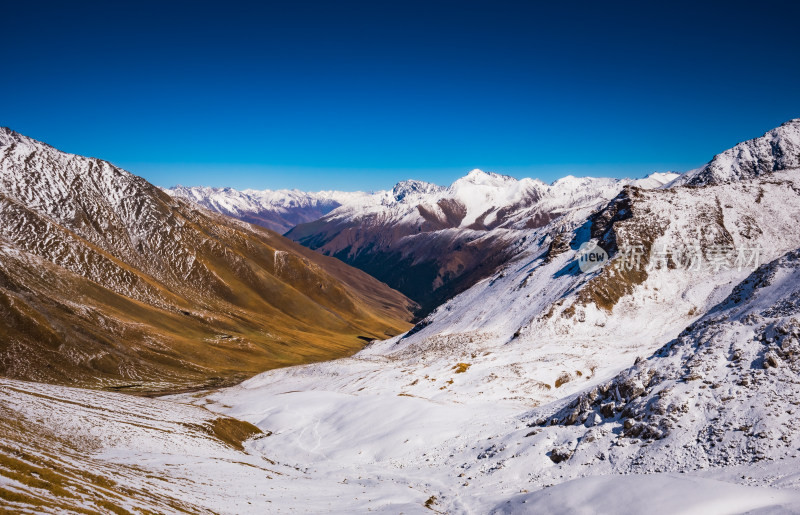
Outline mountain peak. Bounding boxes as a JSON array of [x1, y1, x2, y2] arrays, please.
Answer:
[[0, 126, 30, 147], [0, 127, 61, 148], [630, 171, 682, 189], [455, 169, 517, 187], [392, 179, 442, 201], [674, 118, 800, 187]]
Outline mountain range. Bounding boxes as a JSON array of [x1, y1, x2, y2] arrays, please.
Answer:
[[0, 127, 414, 393], [2, 119, 800, 512], [170, 170, 678, 314], [164, 185, 374, 233]]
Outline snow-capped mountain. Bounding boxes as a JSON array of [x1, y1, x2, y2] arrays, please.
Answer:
[[391, 178, 444, 200], [533, 246, 800, 474], [170, 167, 677, 314], [169, 119, 799, 511], [3, 120, 800, 513], [165, 185, 375, 233], [0, 127, 414, 392], [670, 118, 800, 187], [287, 169, 677, 314]]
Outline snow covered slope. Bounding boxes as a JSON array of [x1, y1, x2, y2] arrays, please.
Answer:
[[177, 243, 800, 512], [10, 371, 799, 514], [496, 474, 800, 514], [527, 246, 800, 476], [670, 118, 800, 187], [171, 120, 800, 511], [5, 121, 800, 513], [0, 378, 438, 514], [287, 169, 677, 314], [165, 185, 374, 233], [0, 127, 414, 392]]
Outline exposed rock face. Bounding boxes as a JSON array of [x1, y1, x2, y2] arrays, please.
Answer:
[[0, 128, 415, 393]]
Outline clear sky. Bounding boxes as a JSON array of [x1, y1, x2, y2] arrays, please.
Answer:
[[2, 0, 798, 191]]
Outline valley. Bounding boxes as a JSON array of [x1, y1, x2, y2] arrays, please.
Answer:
[[2, 119, 800, 513], [174, 170, 678, 315]]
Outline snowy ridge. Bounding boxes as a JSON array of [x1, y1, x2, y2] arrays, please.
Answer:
[[286, 169, 677, 313], [0, 126, 290, 307], [317, 169, 677, 230], [165, 184, 376, 233], [391, 179, 444, 201], [670, 118, 800, 187], [167, 167, 678, 237]]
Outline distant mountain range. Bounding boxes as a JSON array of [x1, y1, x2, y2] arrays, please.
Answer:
[[169, 170, 678, 314], [0, 128, 414, 393], [164, 185, 374, 233]]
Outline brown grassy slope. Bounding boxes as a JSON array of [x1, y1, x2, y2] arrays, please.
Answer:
[[0, 128, 415, 393], [0, 379, 271, 513]]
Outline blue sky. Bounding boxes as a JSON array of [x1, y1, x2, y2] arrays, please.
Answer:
[[2, 0, 798, 191]]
